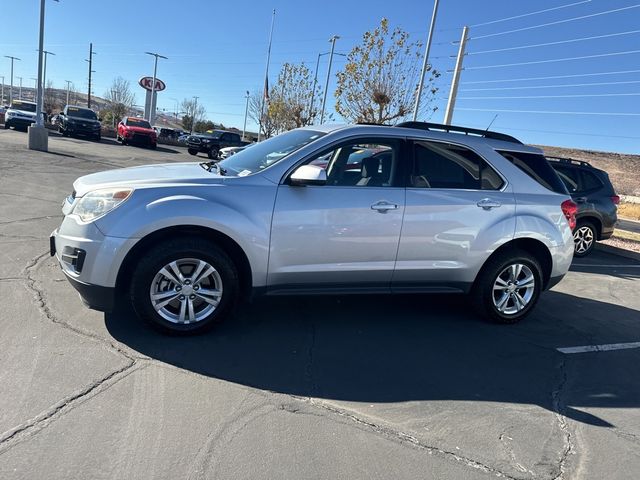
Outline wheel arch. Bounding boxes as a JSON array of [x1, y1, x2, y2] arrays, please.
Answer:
[[115, 225, 253, 299], [475, 238, 553, 290], [576, 215, 602, 240]]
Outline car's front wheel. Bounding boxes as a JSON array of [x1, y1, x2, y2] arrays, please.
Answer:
[[573, 220, 596, 257], [471, 250, 542, 324], [188, 148, 198, 156], [207, 148, 219, 160], [130, 238, 239, 334]]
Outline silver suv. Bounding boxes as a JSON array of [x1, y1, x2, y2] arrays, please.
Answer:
[[51, 122, 576, 334]]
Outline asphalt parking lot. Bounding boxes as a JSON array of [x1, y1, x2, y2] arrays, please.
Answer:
[[0, 127, 639, 479]]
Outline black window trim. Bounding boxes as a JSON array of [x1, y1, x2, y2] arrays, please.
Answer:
[[406, 137, 508, 192]]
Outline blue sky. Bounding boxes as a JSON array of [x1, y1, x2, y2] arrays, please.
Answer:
[[2, 0, 639, 153]]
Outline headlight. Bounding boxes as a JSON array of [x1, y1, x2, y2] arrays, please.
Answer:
[[72, 188, 133, 223], [5, 111, 14, 119]]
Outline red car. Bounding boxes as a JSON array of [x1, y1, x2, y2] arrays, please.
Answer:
[[117, 116, 157, 149]]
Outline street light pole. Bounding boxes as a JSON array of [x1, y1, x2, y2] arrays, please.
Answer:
[[242, 90, 250, 141], [412, 0, 440, 121], [17, 77, 23, 100], [320, 35, 339, 124], [65, 80, 72, 105], [191, 96, 199, 134], [145, 51, 168, 125], [1, 76, 4, 105], [29, 0, 48, 151], [4, 56, 21, 105]]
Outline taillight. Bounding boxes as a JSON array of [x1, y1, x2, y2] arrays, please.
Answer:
[[561, 199, 577, 230], [611, 195, 620, 205]]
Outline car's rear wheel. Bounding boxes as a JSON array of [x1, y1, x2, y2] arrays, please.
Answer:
[[130, 238, 238, 335], [471, 250, 542, 324], [573, 220, 596, 257], [188, 148, 198, 156], [207, 148, 219, 160]]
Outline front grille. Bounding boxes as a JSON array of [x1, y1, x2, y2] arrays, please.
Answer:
[[188, 136, 201, 144], [132, 134, 152, 144]]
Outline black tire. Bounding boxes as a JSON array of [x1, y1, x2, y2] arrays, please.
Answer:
[[95, 133, 101, 142], [188, 148, 198, 156], [130, 238, 239, 335], [122, 138, 128, 146], [573, 220, 596, 257], [207, 148, 219, 160], [471, 249, 543, 324], [3, 122, 9, 130], [149, 143, 157, 150]]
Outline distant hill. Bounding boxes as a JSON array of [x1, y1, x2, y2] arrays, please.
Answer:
[[540, 145, 640, 196]]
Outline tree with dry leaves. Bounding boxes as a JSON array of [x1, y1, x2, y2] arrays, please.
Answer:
[[334, 18, 439, 124]]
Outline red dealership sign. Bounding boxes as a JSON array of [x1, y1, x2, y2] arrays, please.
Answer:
[[138, 76, 166, 92]]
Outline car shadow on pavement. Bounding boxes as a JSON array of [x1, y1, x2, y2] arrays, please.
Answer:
[[105, 291, 640, 428]]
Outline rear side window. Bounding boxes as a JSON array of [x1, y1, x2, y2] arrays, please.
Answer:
[[411, 141, 504, 190], [580, 170, 603, 191], [498, 151, 567, 194]]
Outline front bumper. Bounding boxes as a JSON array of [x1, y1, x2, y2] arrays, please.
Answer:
[[64, 271, 116, 312], [65, 124, 100, 136], [6, 117, 35, 129]]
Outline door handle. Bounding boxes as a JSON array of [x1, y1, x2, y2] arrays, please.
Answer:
[[371, 201, 398, 213], [477, 198, 501, 210]]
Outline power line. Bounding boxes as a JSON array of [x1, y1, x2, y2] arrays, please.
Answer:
[[466, 30, 640, 56], [469, 0, 592, 28], [457, 108, 640, 116], [462, 70, 640, 84], [461, 80, 640, 92], [463, 50, 640, 70], [458, 92, 640, 100], [469, 4, 640, 40]]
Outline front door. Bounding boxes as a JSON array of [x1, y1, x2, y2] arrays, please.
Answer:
[[268, 138, 406, 291]]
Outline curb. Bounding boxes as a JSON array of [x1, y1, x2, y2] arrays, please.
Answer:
[[595, 243, 640, 262]]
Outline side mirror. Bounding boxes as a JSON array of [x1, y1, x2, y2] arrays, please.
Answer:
[[290, 165, 327, 186]]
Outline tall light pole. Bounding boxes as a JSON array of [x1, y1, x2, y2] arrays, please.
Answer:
[[16, 77, 23, 100], [413, 0, 440, 121], [258, 9, 276, 142], [145, 51, 168, 125], [190, 96, 199, 134], [4, 56, 21, 105], [242, 90, 250, 141], [444, 26, 469, 125], [29, 0, 48, 151], [65, 80, 72, 105], [42, 50, 55, 98], [0, 76, 4, 105], [320, 35, 339, 124], [310, 50, 346, 123]]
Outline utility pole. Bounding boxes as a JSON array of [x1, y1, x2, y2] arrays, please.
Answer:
[[29, 0, 48, 151], [413, 0, 440, 121], [242, 90, 250, 141], [4, 56, 21, 105], [65, 80, 72, 105], [0, 76, 4, 105], [190, 96, 199, 134], [145, 51, 168, 125], [17, 77, 23, 100], [444, 26, 469, 126], [320, 35, 339, 124], [86, 43, 96, 108]]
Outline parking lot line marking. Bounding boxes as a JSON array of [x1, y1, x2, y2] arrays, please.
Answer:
[[557, 342, 640, 354], [572, 264, 640, 268]]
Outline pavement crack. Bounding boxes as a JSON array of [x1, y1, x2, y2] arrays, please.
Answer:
[[0, 361, 140, 453], [291, 397, 520, 480], [550, 355, 575, 480], [0, 215, 60, 226], [499, 431, 536, 477]]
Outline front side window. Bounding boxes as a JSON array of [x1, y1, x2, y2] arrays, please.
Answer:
[[410, 141, 503, 190], [305, 139, 401, 187]]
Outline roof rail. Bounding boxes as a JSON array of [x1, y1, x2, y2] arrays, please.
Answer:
[[545, 156, 593, 168], [395, 121, 523, 145]]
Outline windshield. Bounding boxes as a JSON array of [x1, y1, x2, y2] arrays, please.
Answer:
[[66, 107, 97, 120], [218, 129, 325, 176], [126, 118, 151, 128], [10, 101, 36, 112], [200, 131, 224, 138]]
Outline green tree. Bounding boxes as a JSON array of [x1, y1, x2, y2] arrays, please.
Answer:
[[334, 18, 439, 124]]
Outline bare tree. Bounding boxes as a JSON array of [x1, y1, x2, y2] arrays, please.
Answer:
[[247, 90, 276, 139], [43, 80, 58, 117], [180, 98, 206, 132], [104, 77, 136, 125], [334, 18, 440, 124], [269, 62, 322, 131]]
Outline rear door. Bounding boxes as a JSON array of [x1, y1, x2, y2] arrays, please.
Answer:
[[268, 137, 406, 290], [393, 140, 516, 290]]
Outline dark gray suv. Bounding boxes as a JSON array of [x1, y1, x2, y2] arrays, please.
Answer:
[[549, 157, 619, 257]]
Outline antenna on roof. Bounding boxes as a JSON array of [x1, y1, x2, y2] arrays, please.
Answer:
[[485, 114, 498, 132]]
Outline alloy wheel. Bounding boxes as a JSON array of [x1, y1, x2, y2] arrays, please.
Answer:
[[492, 263, 536, 315]]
